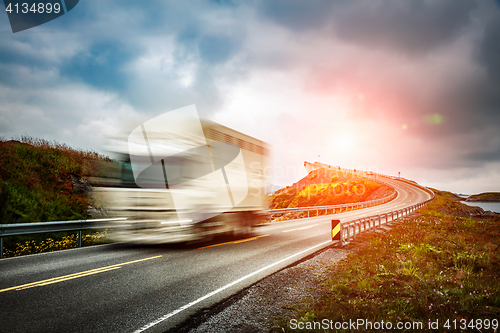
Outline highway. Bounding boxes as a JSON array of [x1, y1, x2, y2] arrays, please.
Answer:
[[0, 177, 432, 333]]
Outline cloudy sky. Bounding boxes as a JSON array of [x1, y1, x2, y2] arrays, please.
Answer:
[[1, 0, 500, 194]]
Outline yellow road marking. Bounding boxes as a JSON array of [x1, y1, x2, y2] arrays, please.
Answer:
[[198, 234, 269, 249], [0, 255, 163, 293], [282, 224, 318, 233]]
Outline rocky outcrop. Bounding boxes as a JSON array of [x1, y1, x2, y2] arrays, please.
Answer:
[[69, 174, 108, 219], [69, 174, 93, 194]]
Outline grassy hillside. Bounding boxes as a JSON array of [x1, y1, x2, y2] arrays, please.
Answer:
[[273, 190, 500, 332], [0, 136, 111, 224], [432, 189, 465, 201], [0, 136, 114, 257]]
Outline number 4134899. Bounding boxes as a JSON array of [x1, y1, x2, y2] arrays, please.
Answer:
[[444, 319, 498, 330], [5, 2, 61, 14]]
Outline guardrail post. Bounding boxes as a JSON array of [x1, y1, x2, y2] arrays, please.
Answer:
[[78, 230, 82, 248], [296, 211, 299, 219], [341, 224, 345, 245], [308, 209, 310, 218], [0, 237, 3, 259]]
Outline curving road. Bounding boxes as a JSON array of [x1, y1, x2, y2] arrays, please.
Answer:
[[0, 177, 432, 333]]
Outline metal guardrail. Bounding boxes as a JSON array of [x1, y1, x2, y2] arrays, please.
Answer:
[[0, 218, 126, 259], [0, 170, 435, 258], [267, 191, 397, 222], [337, 180, 436, 246]]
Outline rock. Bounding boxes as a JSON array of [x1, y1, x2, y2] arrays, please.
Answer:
[[70, 174, 93, 194]]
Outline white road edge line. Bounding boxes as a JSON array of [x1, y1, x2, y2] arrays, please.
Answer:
[[133, 239, 332, 333]]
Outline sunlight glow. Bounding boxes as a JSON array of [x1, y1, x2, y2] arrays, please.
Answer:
[[333, 131, 356, 153]]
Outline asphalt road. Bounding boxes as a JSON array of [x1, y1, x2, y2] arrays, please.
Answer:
[[0, 177, 432, 333]]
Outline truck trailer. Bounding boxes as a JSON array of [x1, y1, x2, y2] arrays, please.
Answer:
[[93, 107, 271, 244]]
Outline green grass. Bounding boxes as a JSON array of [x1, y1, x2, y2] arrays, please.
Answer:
[[0, 136, 114, 257], [272, 191, 500, 332]]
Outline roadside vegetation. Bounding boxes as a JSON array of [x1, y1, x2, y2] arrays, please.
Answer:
[[0, 136, 113, 257], [272, 190, 500, 332]]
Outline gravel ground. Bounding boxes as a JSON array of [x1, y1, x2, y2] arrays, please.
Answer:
[[167, 246, 350, 333]]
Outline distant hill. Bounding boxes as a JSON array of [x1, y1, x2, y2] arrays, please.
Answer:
[[466, 192, 500, 202], [430, 190, 465, 201], [0, 137, 112, 224]]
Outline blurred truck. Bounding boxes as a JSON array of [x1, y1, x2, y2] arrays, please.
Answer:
[[92, 111, 271, 244]]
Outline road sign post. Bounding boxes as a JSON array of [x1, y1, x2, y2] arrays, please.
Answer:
[[331, 219, 341, 246]]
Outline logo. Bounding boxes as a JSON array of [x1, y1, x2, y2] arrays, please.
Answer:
[[127, 105, 248, 222], [3, 0, 79, 33]]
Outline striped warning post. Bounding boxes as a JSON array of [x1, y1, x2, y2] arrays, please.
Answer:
[[331, 219, 341, 244]]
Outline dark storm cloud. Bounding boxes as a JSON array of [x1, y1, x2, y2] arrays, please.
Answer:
[[476, 15, 500, 96], [259, 0, 476, 56], [258, 0, 336, 32], [330, 0, 476, 56]]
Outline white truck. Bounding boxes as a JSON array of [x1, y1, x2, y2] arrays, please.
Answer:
[[93, 110, 271, 244]]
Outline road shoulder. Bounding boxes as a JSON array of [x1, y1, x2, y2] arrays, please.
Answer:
[[167, 245, 350, 333]]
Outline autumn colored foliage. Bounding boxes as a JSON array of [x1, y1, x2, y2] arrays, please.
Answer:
[[269, 168, 395, 210]]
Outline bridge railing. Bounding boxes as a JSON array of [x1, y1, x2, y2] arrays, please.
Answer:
[[267, 191, 397, 222], [0, 218, 126, 259]]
